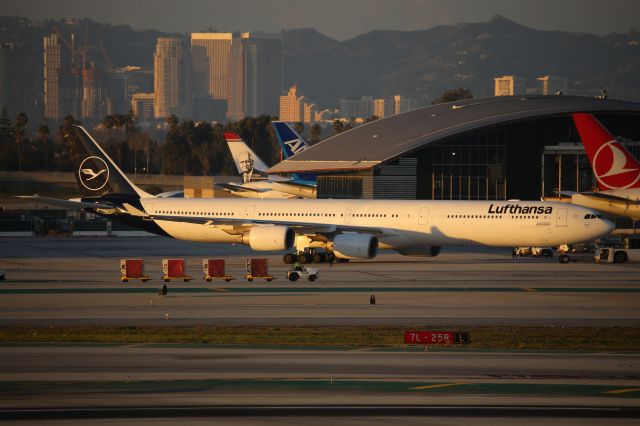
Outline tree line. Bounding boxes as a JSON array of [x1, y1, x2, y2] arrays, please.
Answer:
[[0, 110, 306, 176]]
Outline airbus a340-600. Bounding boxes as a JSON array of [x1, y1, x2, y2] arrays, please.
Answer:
[[569, 113, 640, 219], [19, 126, 614, 263]]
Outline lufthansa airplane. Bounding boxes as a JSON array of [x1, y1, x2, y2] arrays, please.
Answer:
[[19, 126, 614, 262], [570, 113, 640, 219]]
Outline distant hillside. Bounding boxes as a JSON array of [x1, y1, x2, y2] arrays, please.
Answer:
[[2, 15, 639, 110], [284, 16, 640, 105]]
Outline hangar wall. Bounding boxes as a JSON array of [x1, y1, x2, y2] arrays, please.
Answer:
[[316, 113, 640, 201]]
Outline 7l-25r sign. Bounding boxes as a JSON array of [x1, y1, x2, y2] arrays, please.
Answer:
[[404, 331, 470, 345]]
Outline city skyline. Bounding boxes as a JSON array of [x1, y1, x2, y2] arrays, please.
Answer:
[[4, 0, 640, 41]]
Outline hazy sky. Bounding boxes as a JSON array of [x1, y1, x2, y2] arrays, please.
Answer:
[[4, 0, 639, 40]]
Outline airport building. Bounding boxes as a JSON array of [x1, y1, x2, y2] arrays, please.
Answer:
[[269, 96, 640, 201]]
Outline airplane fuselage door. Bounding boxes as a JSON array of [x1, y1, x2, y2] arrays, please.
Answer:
[[556, 208, 568, 227], [345, 209, 352, 224], [418, 207, 429, 225], [245, 205, 255, 219]]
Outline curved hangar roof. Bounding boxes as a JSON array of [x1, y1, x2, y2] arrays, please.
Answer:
[[268, 95, 640, 174]]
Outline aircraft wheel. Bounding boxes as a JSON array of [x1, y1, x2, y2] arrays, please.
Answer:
[[614, 251, 628, 263], [299, 252, 312, 264], [283, 253, 297, 264], [313, 253, 326, 263]]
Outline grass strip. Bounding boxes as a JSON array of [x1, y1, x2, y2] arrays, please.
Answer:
[[0, 326, 639, 351]]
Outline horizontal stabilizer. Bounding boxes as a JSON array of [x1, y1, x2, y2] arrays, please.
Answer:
[[15, 195, 114, 210]]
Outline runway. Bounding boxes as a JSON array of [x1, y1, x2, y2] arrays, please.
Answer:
[[1, 237, 639, 421], [0, 237, 640, 327], [1, 343, 639, 424]]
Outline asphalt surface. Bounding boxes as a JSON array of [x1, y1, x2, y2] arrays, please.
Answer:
[[1, 237, 639, 327], [1, 236, 639, 420]]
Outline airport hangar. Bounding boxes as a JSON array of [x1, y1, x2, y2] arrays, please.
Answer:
[[269, 96, 640, 202]]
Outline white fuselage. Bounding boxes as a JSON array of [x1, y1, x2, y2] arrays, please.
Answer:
[[141, 198, 613, 250]]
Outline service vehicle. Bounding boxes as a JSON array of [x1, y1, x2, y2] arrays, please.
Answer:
[[594, 247, 640, 263], [287, 265, 319, 282]]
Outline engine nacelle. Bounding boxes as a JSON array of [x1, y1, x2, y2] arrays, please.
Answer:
[[397, 245, 442, 257], [244, 226, 295, 251], [332, 233, 378, 259]]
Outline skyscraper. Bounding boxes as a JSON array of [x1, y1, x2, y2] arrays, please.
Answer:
[[131, 93, 155, 122], [279, 84, 303, 122], [154, 37, 191, 119], [537, 75, 568, 95], [494, 75, 526, 96], [43, 34, 61, 120], [191, 33, 232, 121], [227, 32, 282, 121]]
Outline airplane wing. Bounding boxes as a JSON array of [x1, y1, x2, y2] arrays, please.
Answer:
[[215, 182, 269, 194], [574, 192, 639, 206], [147, 213, 397, 237], [15, 195, 115, 210]]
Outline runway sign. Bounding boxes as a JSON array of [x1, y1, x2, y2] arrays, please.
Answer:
[[404, 331, 470, 345]]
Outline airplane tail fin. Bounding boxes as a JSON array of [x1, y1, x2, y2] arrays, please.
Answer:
[[66, 125, 152, 198], [272, 121, 310, 159], [223, 132, 271, 175], [572, 113, 640, 190]]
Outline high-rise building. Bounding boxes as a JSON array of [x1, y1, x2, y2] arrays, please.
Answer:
[[279, 84, 303, 122], [154, 37, 192, 119], [303, 102, 316, 124], [107, 71, 129, 115], [191, 33, 232, 121], [537, 75, 568, 95], [494, 75, 526, 96], [0, 42, 39, 121], [131, 93, 155, 121], [81, 65, 109, 121], [339, 96, 373, 119], [392, 95, 417, 115], [227, 32, 282, 121], [43, 34, 61, 120]]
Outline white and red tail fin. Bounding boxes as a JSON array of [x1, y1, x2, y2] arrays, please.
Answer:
[[223, 132, 270, 175], [572, 113, 640, 190]]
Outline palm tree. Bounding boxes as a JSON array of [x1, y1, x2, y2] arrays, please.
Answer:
[[38, 124, 50, 171], [310, 123, 322, 144]]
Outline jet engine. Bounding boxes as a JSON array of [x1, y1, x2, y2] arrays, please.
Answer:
[[243, 226, 295, 251], [397, 245, 442, 257], [332, 233, 378, 259]]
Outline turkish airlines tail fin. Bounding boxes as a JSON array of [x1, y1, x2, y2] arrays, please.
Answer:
[[572, 113, 640, 190], [67, 125, 152, 198]]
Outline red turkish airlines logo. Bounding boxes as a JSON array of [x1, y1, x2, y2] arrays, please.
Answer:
[[592, 140, 640, 190]]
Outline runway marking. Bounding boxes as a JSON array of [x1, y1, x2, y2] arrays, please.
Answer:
[[605, 388, 640, 394], [411, 383, 467, 390]]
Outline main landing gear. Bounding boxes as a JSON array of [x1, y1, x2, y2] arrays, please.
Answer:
[[282, 250, 349, 264]]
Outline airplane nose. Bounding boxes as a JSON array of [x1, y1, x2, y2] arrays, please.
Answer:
[[600, 218, 615, 236]]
